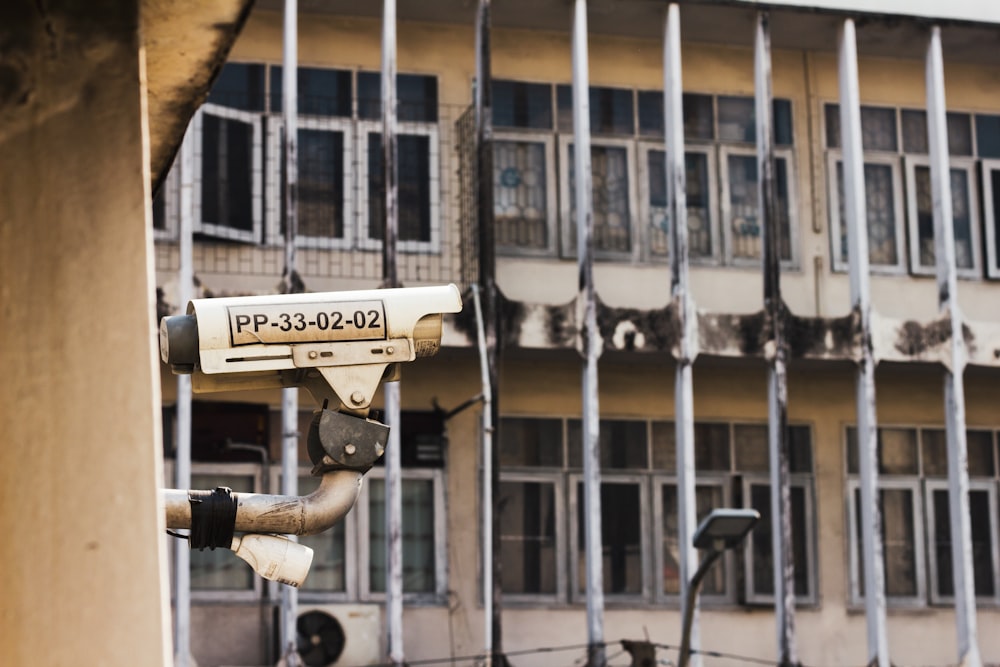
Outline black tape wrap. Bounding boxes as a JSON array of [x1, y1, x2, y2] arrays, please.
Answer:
[[188, 486, 239, 550]]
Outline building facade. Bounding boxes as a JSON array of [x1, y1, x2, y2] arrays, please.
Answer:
[[153, 2, 1000, 665]]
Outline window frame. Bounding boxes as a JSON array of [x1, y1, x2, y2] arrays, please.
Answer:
[[903, 155, 981, 279], [188, 461, 265, 602], [558, 135, 639, 262], [191, 103, 264, 244], [355, 119, 442, 254], [826, 150, 907, 275], [492, 130, 560, 258], [719, 145, 799, 268], [741, 473, 818, 606], [567, 472, 652, 604], [636, 141, 720, 265], [356, 466, 448, 603], [923, 479, 1000, 606], [652, 475, 734, 605], [265, 115, 355, 249], [846, 476, 926, 608], [496, 471, 568, 604], [979, 158, 1000, 279]]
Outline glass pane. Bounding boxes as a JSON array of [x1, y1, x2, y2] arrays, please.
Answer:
[[207, 63, 265, 111], [577, 482, 642, 594], [637, 90, 663, 137], [836, 161, 899, 266], [298, 475, 347, 592], [358, 72, 438, 122], [913, 166, 975, 270], [685, 93, 714, 141], [923, 429, 995, 477], [726, 154, 761, 259], [948, 112, 973, 156], [647, 150, 713, 259], [774, 99, 794, 146], [282, 128, 344, 239], [499, 417, 563, 468], [880, 428, 919, 475], [735, 424, 813, 475], [568, 144, 632, 254], [976, 114, 1000, 158], [662, 484, 725, 595], [494, 140, 549, 250], [492, 80, 552, 129], [367, 133, 432, 242], [992, 169, 1000, 268], [368, 478, 436, 593], [734, 424, 768, 472], [933, 489, 995, 598], [862, 107, 897, 152], [649, 422, 730, 472], [718, 96, 756, 143], [190, 473, 255, 591], [568, 419, 647, 470], [882, 488, 917, 596], [270, 66, 352, 117], [557, 85, 634, 135], [748, 484, 809, 597], [901, 109, 928, 154], [825, 103, 841, 148], [499, 481, 557, 594], [201, 114, 255, 232]]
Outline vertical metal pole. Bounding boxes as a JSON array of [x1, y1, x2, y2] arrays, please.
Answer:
[[838, 19, 890, 666], [474, 2, 503, 665], [926, 27, 983, 667], [571, 2, 604, 665], [280, 2, 301, 665], [472, 286, 494, 667], [173, 115, 195, 667], [755, 15, 796, 666], [663, 6, 700, 666], [381, 2, 404, 665]]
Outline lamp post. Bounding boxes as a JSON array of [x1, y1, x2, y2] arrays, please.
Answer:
[[678, 508, 761, 667]]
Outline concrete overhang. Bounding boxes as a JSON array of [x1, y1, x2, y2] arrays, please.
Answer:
[[143, 0, 256, 195]]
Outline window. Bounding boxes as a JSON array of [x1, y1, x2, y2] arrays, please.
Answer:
[[492, 79, 797, 267], [498, 416, 817, 606], [175, 63, 439, 252], [844, 426, 1000, 606], [826, 104, 992, 277]]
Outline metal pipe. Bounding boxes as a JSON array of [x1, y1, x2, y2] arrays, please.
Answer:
[[755, 14, 796, 666], [663, 5, 700, 665], [838, 19, 890, 666], [173, 112, 196, 667], [380, 1, 404, 665], [571, 2, 604, 666], [471, 285, 494, 666], [926, 26, 982, 667], [163, 470, 364, 535], [280, 2, 301, 662]]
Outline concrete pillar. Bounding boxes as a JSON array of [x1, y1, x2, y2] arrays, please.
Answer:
[[0, 2, 172, 666]]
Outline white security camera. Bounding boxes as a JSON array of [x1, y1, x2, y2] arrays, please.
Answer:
[[231, 534, 314, 588], [160, 283, 462, 411]]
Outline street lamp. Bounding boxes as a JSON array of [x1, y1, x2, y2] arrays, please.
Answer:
[[678, 508, 761, 667]]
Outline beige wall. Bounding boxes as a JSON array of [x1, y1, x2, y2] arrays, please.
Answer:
[[0, 2, 171, 665]]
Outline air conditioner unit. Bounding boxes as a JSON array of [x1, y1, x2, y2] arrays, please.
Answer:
[[294, 604, 382, 667]]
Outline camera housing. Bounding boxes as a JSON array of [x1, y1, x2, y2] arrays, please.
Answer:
[[160, 283, 462, 410]]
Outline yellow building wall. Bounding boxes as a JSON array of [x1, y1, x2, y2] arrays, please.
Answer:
[[164, 10, 1000, 667]]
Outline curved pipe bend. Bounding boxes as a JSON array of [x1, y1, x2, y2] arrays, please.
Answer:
[[163, 470, 364, 536]]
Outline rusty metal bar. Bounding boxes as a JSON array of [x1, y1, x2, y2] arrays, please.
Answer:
[[473, 2, 503, 665], [571, 2, 604, 665], [755, 15, 796, 665], [381, 1, 404, 664], [926, 26, 983, 667], [663, 5, 701, 666], [279, 2, 301, 662], [838, 19, 890, 666]]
